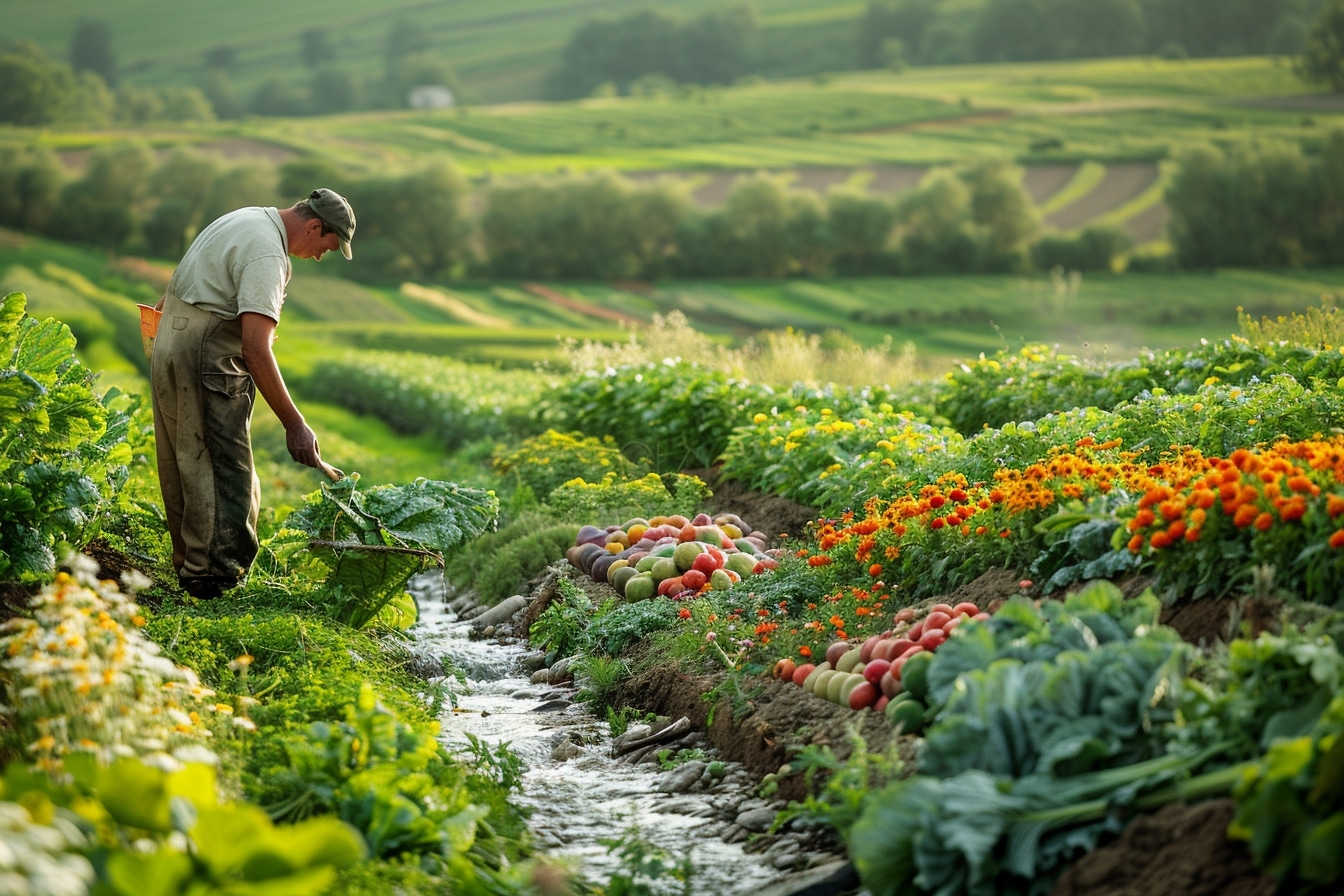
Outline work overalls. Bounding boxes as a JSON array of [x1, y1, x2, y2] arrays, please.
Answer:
[[151, 292, 261, 594]]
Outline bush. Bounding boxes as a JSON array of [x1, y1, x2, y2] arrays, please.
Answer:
[[493, 429, 637, 502], [1030, 224, 1133, 273], [540, 359, 774, 469], [547, 472, 712, 523]]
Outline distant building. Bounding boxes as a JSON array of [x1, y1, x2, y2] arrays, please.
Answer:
[[408, 86, 456, 110]]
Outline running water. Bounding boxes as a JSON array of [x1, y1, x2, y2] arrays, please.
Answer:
[[408, 573, 787, 895]]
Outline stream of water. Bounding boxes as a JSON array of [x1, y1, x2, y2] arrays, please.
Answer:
[[408, 573, 786, 895]]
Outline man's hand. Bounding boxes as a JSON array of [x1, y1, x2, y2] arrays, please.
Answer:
[[285, 420, 321, 468]]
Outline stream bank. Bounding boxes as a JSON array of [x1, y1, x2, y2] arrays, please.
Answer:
[[409, 570, 862, 896]]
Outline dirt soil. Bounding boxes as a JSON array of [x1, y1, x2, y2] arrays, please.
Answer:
[[1050, 800, 1276, 896], [609, 662, 910, 803], [697, 467, 819, 545]]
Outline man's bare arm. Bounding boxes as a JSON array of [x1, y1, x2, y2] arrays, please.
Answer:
[[239, 311, 321, 468]]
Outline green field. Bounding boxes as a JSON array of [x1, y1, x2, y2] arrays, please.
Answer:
[[4, 0, 891, 103], [6, 230, 1341, 380]]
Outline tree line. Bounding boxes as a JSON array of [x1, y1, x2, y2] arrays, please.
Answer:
[[1, 19, 461, 127], [0, 139, 1139, 279], [7, 134, 1344, 279], [549, 0, 1340, 99]]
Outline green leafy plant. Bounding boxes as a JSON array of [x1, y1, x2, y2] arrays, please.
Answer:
[[275, 476, 499, 628], [1, 755, 366, 896], [1230, 691, 1344, 890], [0, 291, 134, 582], [529, 578, 593, 661], [541, 359, 774, 470], [775, 726, 904, 840], [575, 655, 629, 711], [268, 683, 492, 861], [597, 823, 695, 896]]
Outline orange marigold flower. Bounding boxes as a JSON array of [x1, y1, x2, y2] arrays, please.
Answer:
[[1185, 526, 1202, 543], [679, 608, 692, 619], [1159, 500, 1185, 522], [798, 645, 812, 658], [1134, 508, 1156, 528], [1330, 530, 1344, 549], [1233, 504, 1259, 528], [1150, 531, 1174, 550], [856, 607, 872, 616], [869, 563, 883, 577], [975, 526, 988, 536], [830, 615, 845, 628], [1287, 475, 1316, 494], [1254, 512, 1274, 532], [960, 525, 971, 536], [1127, 533, 1145, 553], [1219, 482, 1239, 502], [808, 555, 833, 567], [930, 518, 946, 530], [1193, 488, 1217, 510], [1279, 498, 1307, 523], [929, 495, 946, 509], [989, 489, 1006, 503], [1328, 494, 1344, 518], [1166, 519, 1186, 540], [949, 488, 969, 502]]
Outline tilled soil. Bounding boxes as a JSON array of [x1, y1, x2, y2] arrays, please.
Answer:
[[1050, 800, 1276, 896]]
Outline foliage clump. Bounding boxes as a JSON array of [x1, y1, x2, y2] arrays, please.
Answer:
[[493, 429, 637, 502], [0, 292, 134, 582]]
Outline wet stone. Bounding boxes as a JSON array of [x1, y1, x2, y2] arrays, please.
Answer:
[[658, 797, 716, 818], [657, 760, 707, 794], [721, 824, 749, 844], [735, 807, 778, 833], [518, 650, 548, 672]]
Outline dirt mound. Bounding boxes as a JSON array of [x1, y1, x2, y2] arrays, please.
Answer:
[[611, 664, 908, 802], [1050, 800, 1275, 896], [699, 470, 818, 546]]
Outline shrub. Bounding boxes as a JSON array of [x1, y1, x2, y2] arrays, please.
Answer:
[[547, 472, 712, 522], [541, 359, 774, 469], [493, 429, 637, 501], [1030, 224, 1133, 273]]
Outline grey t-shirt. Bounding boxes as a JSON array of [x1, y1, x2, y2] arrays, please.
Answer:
[[167, 207, 290, 321]]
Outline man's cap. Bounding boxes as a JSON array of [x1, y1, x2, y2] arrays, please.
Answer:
[[307, 188, 355, 260]]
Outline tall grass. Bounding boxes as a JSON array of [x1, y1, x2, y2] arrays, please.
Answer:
[[1239, 298, 1344, 349], [561, 310, 919, 388]]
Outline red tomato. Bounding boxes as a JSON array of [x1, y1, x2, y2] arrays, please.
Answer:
[[919, 630, 947, 650], [680, 569, 708, 591], [860, 635, 883, 663], [692, 553, 721, 574], [863, 658, 892, 686], [848, 682, 880, 711], [925, 611, 952, 632], [887, 638, 915, 658]]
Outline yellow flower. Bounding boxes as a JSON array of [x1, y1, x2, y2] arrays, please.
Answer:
[[753, 413, 768, 424]]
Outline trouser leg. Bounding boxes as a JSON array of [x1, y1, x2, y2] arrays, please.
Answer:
[[151, 296, 260, 589]]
